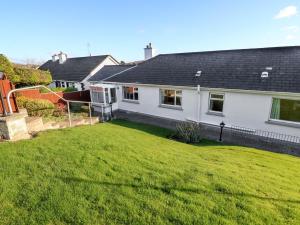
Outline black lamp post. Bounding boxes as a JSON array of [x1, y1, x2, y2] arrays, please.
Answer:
[[219, 121, 225, 142], [109, 101, 113, 120]]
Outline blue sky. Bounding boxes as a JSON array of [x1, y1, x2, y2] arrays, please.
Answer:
[[1, 0, 300, 63]]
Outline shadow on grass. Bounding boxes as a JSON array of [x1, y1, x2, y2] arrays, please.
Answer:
[[109, 119, 222, 147], [57, 176, 300, 204]]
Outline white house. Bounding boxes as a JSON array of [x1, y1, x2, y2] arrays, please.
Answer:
[[90, 46, 300, 138], [39, 52, 119, 91]]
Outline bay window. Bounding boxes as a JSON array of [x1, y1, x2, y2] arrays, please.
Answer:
[[270, 98, 300, 123], [123, 86, 139, 101], [160, 89, 182, 106]]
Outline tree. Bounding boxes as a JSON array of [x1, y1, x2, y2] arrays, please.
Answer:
[[0, 54, 20, 83], [0, 54, 52, 86], [14, 65, 52, 87]]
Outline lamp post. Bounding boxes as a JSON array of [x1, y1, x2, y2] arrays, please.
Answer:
[[109, 101, 113, 120], [219, 121, 225, 142]]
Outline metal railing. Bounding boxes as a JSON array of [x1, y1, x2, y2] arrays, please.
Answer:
[[90, 102, 114, 122], [230, 125, 300, 144], [6, 85, 93, 127]]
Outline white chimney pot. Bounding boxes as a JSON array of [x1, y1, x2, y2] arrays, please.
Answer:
[[58, 51, 67, 64], [144, 43, 156, 60], [52, 54, 58, 62]]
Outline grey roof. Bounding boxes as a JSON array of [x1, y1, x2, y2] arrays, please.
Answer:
[[39, 55, 111, 82], [106, 46, 300, 93], [88, 65, 135, 82]]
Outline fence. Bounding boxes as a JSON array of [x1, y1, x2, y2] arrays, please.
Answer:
[[18, 89, 91, 107], [230, 125, 300, 144], [0, 79, 18, 115]]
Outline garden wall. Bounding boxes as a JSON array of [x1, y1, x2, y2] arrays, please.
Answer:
[[115, 110, 300, 157]]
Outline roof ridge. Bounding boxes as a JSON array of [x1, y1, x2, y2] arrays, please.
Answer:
[[66, 55, 109, 60], [158, 45, 300, 57]]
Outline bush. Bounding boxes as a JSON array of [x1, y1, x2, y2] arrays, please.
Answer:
[[40, 87, 78, 93], [63, 87, 77, 93], [175, 121, 202, 143], [53, 107, 66, 117], [16, 97, 55, 117]]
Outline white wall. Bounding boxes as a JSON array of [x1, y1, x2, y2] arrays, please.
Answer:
[[116, 85, 197, 121], [115, 84, 300, 137]]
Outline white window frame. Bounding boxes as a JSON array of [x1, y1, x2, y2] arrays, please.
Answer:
[[208, 92, 225, 113], [268, 97, 300, 125], [123, 86, 139, 101], [160, 89, 182, 107]]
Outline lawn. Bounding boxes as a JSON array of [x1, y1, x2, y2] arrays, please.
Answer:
[[0, 120, 299, 225]]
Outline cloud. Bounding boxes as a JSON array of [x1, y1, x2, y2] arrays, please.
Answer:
[[274, 5, 297, 19], [286, 34, 297, 40]]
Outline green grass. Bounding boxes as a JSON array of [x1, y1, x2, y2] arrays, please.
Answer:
[[0, 120, 299, 225]]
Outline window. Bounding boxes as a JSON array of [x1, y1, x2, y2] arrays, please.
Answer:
[[55, 81, 61, 87], [91, 91, 104, 103], [123, 86, 139, 101], [270, 98, 300, 123], [105, 88, 109, 104], [110, 88, 117, 103], [67, 82, 75, 88], [209, 93, 224, 112], [61, 82, 66, 88], [160, 89, 182, 106]]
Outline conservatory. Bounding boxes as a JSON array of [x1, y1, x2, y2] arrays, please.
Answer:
[[90, 84, 118, 119]]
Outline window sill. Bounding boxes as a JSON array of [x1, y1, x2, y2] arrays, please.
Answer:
[[206, 111, 224, 117], [122, 99, 139, 104], [265, 120, 300, 128], [159, 104, 183, 111]]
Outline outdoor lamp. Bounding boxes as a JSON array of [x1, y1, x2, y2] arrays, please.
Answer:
[[219, 121, 225, 142]]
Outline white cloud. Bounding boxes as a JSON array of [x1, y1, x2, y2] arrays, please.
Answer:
[[286, 34, 297, 40], [275, 5, 298, 19]]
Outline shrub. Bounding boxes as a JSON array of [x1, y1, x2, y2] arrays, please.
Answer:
[[16, 96, 55, 117], [63, 87, 77, 93], [16, 96, 28, 109], [53, 107, 66, 117], [40, 87, 77, 93], [175, 121, 202, 143]]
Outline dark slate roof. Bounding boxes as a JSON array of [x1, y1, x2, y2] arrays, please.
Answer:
[[88, 65, 135, 82], [106, 46, 300, 93], [39, 55, 110, 82]]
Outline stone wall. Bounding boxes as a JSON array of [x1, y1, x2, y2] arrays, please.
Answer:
[[0, 110, 30, 140]]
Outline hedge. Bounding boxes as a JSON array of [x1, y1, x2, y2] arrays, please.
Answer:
[[16, 96, 55, 117]]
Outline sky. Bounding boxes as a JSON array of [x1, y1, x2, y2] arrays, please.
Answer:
[[1, 0, 300, 64]]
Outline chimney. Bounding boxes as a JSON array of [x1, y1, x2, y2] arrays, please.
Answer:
[[58, 51, 67, 64], [52, 54, 58, 62], [144, 43, 156, 60]]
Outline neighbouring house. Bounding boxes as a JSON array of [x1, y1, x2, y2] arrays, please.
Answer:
[[90, 46, 300, 139], [39, 52, 119, 91], [88, 65, 135, 85]]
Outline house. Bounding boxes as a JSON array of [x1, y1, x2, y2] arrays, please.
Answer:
[[39, 52, 119, 91], [88, 65, 135, 85], [90, 46, 300, 139]]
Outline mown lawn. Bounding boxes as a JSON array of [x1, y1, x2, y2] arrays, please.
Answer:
[[0, 120, 299, 225]]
